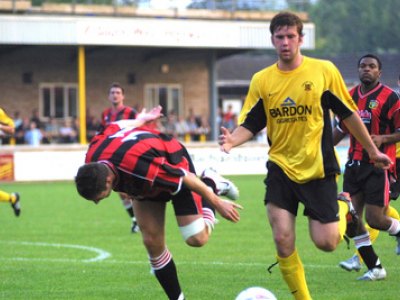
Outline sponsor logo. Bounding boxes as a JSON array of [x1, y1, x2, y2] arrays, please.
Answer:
[[269, 97, 312, 123], [358, 109, 371, 124]]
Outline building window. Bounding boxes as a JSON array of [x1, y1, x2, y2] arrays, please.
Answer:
[[39, 83, 78, 119], [144, 84, 183, 116]]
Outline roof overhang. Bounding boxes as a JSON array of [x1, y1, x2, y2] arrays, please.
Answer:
[[0, 14, 315, 49]]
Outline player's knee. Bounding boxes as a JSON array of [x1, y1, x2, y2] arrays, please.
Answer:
[[273, 231, 293, 247], [365, 217, 381, 230], [179, 218, 208, 247], [142, 233, 163, 251], [365, 211, 386, 230], [273, 233, 296, 256], [185, 234, 208, 247], [314, 238, 338, 252]]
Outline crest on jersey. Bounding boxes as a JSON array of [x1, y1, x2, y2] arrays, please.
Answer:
[[369, 100, 379, 109], [302, 81, 314, 91]]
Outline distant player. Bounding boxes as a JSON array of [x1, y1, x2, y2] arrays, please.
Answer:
[[99, 82, 139, 233], [0, 107, 21, 216], [75, 106, 242, 300]]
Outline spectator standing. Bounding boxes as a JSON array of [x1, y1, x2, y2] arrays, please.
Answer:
[[43, 116, 60, 144], [222, 104, 236, 132], [24, 121, 43, 146], [58, 119, 78, 144], [30, 108, 43, 130]]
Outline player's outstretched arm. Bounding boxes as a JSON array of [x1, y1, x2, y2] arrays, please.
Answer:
[[182, 172, 243, 222], [219, 126, 254, 154], [114, 105, 163, 129]]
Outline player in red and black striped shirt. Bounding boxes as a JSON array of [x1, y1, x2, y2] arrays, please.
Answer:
[[98, 82, 137, 132], [75, 106, 242, 300], [334, 54, 400, 280], [99, 82, 139, 233]]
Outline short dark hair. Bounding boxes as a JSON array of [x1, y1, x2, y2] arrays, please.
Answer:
[[270, 11, 304, 36], [358, 54, 382, 70], [109, 82, 124, 94], [75, 163, 108, 200]]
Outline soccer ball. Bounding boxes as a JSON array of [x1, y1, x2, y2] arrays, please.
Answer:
[[235, 286, 277, 300]]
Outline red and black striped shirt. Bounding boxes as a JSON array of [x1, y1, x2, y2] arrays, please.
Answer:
[[347, 83, 400, 162], [100, 106, 137, 128], [85, 124, 189, 198]]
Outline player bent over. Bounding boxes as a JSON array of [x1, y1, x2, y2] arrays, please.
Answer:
[[75, 106, 241, 300]]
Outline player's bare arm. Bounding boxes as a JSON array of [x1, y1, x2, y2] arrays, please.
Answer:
[[371, 131, 400, 148], [219, 126, 254, 154], [113, 105, 163, 129], [343, 112, 392, 168], [182, 172, 242, 222]]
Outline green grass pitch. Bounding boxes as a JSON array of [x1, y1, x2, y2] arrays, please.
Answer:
[[1, 176, 399, 299]]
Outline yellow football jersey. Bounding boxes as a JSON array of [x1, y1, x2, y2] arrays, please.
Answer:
[[0, 108, 14, 128], [239, 56, 357, 183], [396, 143, 400, 158]]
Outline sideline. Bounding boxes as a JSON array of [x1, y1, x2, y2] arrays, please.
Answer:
[[0, 241, 111, 262]]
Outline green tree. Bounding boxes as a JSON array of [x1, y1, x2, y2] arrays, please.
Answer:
[[309, 0, 400, 55]]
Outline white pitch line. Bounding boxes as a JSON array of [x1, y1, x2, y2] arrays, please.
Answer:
[[1, 255, 399, 271], [0, 241, 111, 262], [1, 241, 398, 271]]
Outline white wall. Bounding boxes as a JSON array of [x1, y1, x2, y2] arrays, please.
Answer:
[[5, 142, 349, 182]]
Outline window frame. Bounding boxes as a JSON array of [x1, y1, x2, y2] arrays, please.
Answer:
[[144, 84, 183, 116], [39, 83, 78, 121]]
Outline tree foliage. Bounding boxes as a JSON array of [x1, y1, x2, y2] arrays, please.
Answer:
[[308, 0, 400, 55]]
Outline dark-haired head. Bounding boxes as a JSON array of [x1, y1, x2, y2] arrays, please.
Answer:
[[75, 163, 109, 201], [358, 54, 382, 70], [109, 82, 124, 94], [270, 11, 304, 36]]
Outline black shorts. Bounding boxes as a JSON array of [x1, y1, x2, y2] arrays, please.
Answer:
[[264, 161, 339, 223], [138, 146, 203, 216], [343, 160, 390, 207]]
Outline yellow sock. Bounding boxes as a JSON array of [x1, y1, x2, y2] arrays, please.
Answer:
[[367, 224, 380, 244], [337, 200, 348, 240], [0, 190, 14, 203], [387, 205, 400, 220], [278, 249, 312, 300]]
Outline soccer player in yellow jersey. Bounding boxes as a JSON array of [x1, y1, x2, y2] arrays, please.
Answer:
[[219, 12, 392, 300], [0, 107, 21, 216]]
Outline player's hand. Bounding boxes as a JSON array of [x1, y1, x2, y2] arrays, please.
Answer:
[[218, 126, 233, 154], [137, 105, 163, 123], [215, 199, 243, 223], [370, 151, 392, 170]]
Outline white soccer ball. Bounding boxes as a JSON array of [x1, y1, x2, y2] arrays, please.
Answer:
[[235, 286, 277, 300]]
